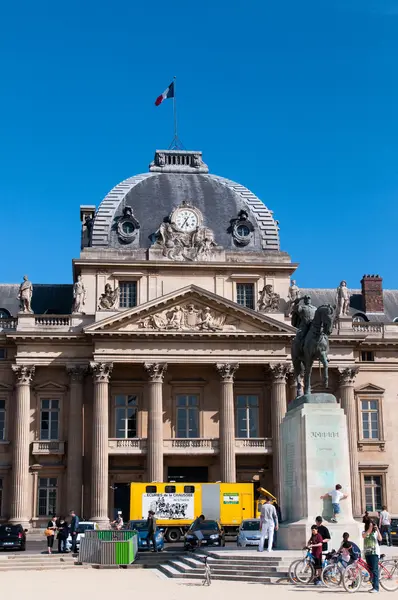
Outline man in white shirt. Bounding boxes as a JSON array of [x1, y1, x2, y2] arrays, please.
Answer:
[[379, 505, 392, 547], [321, 484, 348, 523], [258, 498, 279, 552]]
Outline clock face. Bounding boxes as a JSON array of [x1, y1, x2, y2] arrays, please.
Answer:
[[174, 209, 199, 232]]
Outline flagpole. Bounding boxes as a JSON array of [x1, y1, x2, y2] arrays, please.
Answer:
[[173, 75, 177, 142]]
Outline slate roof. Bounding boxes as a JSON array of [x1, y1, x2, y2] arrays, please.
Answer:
[[91, 172, 281, 252], [0, 284, 73, 317], [302, 288, 398, 324]]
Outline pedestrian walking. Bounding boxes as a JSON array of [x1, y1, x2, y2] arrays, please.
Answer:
[[146, 510, 159, 552], [379, 505, 392, 547], [56, 516, 69, 553], [315, 516, 331, 553], [363, 520, 382, 593], [320, 484, 348, 523], [258, 497, 278, 552], [45, 515, 57, 554], [69, 510, 80, 554]]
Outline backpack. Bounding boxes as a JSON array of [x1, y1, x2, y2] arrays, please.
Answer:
[[350, 542, 361, 560]]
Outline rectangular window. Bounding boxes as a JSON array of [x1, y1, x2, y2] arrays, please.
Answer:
[[165, 486, 176, 493], [184, 485, 195, 493], [236, 395, 259, 438], [0, 349, 5, 360], [361, 399, 380, 440], [361, 351, 375, 362], [146, 485, 156, 493], [0, 399, 5, 441], [0, 478, 2, 516], [176, 395, 199, 438], [40, 399, 59, 441], [236, 283, 255, 310], [364, 475, 383, 512], [119, 281, 137, 309], [115, 395, 138, 438], [38, 477, 57, 516]]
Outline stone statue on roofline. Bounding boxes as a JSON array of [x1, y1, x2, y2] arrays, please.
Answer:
[[335, 280, 350, 317], [72, 275, 86, 314], [18, 275, 33, 313]]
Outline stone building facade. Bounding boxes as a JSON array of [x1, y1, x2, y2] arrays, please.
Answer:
[[0, 149, 397, 527]]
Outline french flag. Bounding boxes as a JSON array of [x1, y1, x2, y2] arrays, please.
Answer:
[[155, 81, 175, 106]]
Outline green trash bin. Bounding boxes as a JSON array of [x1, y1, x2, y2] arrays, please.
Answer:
[[100, 536, 137, 565]]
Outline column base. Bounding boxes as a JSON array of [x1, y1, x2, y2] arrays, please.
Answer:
[[90, 517, 110, 529], [9, 518, 30, 529]]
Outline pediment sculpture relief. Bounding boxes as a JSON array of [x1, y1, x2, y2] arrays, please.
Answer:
[[151, 201, 219, 262], [137, 304, 239, 332]]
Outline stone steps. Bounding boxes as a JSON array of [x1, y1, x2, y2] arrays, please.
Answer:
[[0, 555, 81, 571], [157, 551, 301, 583]]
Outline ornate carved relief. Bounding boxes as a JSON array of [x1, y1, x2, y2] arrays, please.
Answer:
[[151, 201, 219, 262], [138, 303, 239, 332], [12, 365, 35, 385], [90, 362, 113, 383], [98, 284, 119, 310], [67, 365, 87, 382], [216, 363, 239, 382], [338, 367, 359, 386], [144, 363, 167, 382], [258, 284, 280, 313]]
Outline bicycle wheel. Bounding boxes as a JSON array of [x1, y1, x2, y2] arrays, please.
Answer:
[[343, 564, 362, 593], [295, 559, 315, 584], [380, 560, 398, 592], [321, 563, 343, 588], [288, 560, 301, 584]]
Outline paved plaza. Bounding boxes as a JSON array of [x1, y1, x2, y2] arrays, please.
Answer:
[[0, 567, 352, 598]]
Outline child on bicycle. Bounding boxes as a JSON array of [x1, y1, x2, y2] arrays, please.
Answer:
[[308, 524, 323, 585], [339, 532, 361, 566]]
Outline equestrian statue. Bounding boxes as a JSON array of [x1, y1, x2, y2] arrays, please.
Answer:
[[291, 295, 335, 396]]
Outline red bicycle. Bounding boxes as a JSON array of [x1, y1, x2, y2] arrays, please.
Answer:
[[342, 554, 398, 592]]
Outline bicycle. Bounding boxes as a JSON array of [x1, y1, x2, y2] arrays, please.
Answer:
[[321, 551, 347, 588], [343, 554, 398, 592], [290, 547, 329, 584]]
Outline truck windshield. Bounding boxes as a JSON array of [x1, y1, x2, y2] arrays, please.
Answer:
[[241, 521, 260, 531]]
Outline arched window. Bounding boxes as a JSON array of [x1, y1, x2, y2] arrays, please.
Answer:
[[393, 318, 398, 323], [0, 309, 10, 320]]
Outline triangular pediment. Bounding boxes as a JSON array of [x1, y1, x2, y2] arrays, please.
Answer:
[[354, 383, 385, 394], [85, 285, 296, 336], [33, 381, 68, 392]]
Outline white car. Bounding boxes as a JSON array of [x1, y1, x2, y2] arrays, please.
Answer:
[[66, 521, 98, 551], [237, 519, 261, 547]]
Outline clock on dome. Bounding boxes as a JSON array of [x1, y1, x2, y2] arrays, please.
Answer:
[[170, 202, 202, 232]]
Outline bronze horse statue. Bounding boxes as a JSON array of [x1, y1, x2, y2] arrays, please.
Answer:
[[291, 304, 334, 396]]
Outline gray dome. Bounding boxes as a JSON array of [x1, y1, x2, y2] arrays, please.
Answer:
[[91, 150, 280, 252]]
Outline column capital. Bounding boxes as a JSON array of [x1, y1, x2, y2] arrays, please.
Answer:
[[12, 364, 35, 385], [216, 363, 239, 382], [338, 366, 359, 386], [67, 364, 88, 382], [144, 362, 167, 383], [90, 362, 113, 383], [266, 362, 291, 383]]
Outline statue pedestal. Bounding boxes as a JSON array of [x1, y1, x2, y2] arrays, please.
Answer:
[[278, 396, 363, 550]]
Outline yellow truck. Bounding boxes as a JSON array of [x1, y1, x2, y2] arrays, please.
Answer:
[[130, 482, 275, 542]]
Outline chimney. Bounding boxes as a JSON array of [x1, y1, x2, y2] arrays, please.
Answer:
[[361, 275, 384, 313]]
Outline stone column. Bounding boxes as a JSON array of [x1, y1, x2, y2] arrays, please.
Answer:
[[66, 365, 86, 515], [144, 363, 167, 483], [10, 365, 35, 527], [338, 367, 361, 518], [90, 362, 112, 526], [216, 363, 239, 483], [268, 363, 290, 505]]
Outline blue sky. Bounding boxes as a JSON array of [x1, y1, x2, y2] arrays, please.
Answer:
[[1, 0, 397, 289]]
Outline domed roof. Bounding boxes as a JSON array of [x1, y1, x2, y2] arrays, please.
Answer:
[[91, 150, 280, 253]]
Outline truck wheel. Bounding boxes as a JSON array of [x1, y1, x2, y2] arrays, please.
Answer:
[[166, 528, 181, 543]]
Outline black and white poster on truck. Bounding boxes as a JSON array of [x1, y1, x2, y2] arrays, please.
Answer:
[[142, 493, 194, 520]]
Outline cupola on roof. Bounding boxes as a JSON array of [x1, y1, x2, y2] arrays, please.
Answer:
[[88, 149, 280, 254]]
